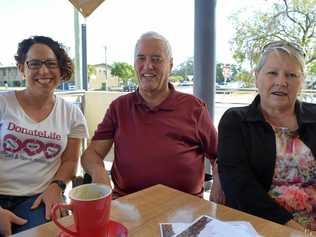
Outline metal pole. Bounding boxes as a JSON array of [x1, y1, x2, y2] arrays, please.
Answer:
[[194, 0, 217, 119], [104, 46, 107, 90], [74, 8, 82, 89], [81, 24, 88, 91], [194, 0, 217, 189]]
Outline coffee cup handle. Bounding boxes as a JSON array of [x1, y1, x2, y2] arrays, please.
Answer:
[[51, 203, 78, 236]]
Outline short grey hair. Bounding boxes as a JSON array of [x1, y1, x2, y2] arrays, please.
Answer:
[[255, 40, 306, 76], [134, 31, 173, 59]]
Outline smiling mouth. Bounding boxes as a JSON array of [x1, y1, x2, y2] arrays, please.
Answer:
[[141, 73, 156, 79], [271, 91, 288, 96], [34, 78, 52, 85]]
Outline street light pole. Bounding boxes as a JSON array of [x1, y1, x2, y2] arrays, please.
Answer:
[[74, 8, 82, 89], [81, 24, 88, 91], [104, 46, 107, 90]]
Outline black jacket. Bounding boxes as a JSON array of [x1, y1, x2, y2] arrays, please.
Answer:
[[218, 95, 316, 224]]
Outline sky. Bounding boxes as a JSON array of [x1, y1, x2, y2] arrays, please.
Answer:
[[0, 0, 273, 68]]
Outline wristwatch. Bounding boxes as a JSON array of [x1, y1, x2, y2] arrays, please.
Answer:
[[50, 180, 66, 192]]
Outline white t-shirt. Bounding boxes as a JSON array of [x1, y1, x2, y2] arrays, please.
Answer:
[[0, 91, 88, 196]]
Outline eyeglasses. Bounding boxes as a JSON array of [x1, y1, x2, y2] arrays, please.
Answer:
[[26, 59, 59, 70], [262, 41, 306, 58]]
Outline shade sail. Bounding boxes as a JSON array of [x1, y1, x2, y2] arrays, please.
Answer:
[[68, 0, 105, 17]]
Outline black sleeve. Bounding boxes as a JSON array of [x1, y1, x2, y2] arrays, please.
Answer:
[[217, 109, 292, 224]]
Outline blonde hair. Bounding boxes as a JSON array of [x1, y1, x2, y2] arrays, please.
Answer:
[[255, 40, 305, 77]]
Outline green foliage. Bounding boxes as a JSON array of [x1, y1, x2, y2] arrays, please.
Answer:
[[216, 63, 241, 83], [101, 83, 106, 90], [230, 0, 316, 77], [169, 75, 184, 83], [235, 70, 255, 87], [173, 58, 242, 84], [216, 63, 224, 83], [308, 63, 316, 75], [172, 57, 193, 79], [230, 64, 241, 80], [88, 64, 96, 79], [111, 62, 135, 84]]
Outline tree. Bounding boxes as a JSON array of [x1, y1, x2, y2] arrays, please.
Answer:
[[230, 0, 316, 76], [88, 64, 96, 80], [169, 75, 184, 83], [216, 63, 225, 84], [172, 57, 193, 80], [173, 58, 241, 85], [235, 70, 255, 88], [110, 62, 135, 85], [216, 63, 241, 84]]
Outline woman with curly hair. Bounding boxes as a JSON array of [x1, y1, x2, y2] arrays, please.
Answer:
[[0, 36, 88, 236]]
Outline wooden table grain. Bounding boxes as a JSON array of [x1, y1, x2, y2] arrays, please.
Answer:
[[12, 184, 305, 237]]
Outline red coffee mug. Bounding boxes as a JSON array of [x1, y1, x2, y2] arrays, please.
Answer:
[[52, 183, 112, 237]]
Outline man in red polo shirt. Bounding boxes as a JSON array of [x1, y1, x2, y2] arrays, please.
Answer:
[[81, 31, 224, 202]]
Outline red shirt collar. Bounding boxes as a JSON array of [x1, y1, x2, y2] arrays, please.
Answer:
[[133, 83, 177, 111]]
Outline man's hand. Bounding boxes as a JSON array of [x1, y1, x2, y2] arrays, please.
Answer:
[[209, 163, 225, 204], [0, 207, 27, 237], [31, 184, 66, 220]]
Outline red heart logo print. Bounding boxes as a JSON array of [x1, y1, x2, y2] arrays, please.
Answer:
[[44, 143, 62, 159]]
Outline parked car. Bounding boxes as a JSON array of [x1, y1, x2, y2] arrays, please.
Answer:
[[218, 81, 244, 89], [123, 84, 137, 92], [178, 81, 194, 87], [176, 81, 193, 94], [57, 82, 76, 91]]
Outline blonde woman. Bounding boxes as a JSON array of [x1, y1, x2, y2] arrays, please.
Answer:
[[218, 41, 316, 232]]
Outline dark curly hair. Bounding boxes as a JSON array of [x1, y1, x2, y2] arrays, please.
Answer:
[[14, 36, 74, 81]]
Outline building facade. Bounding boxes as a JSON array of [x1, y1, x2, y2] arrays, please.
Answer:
[[0, 65, 22, 87], [90, 63, 120, 90]]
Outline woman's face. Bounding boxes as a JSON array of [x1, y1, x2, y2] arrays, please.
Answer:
[[255, 51, 303, 112], [19, 43, 61, 95]]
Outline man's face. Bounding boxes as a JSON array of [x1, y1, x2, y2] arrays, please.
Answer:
[[134, 38, 173, 95]]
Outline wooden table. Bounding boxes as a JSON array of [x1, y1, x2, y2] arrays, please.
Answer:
[[13, 184, 305, 236]]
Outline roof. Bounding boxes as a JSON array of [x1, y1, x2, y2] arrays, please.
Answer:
[[0, 65, 17, 69]]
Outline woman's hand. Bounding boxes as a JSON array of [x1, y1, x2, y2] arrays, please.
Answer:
[[31, 138, 81, 221], [31, 184, 66, 220], [0, 207, 27, 237]]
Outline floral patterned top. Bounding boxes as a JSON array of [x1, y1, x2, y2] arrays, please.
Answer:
[[269, 127, 316, 228]]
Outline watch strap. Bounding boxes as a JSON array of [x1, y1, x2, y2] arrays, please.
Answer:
[[50, 180, 66, 192]]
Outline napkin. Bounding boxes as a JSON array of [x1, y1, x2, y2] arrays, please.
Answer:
[[160, 215, 261, 237]]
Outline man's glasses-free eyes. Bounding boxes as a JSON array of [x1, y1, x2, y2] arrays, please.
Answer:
[[26, 59, 59, 70]]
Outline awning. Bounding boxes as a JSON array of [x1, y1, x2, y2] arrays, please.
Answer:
[[68, 0, 105, 17]]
